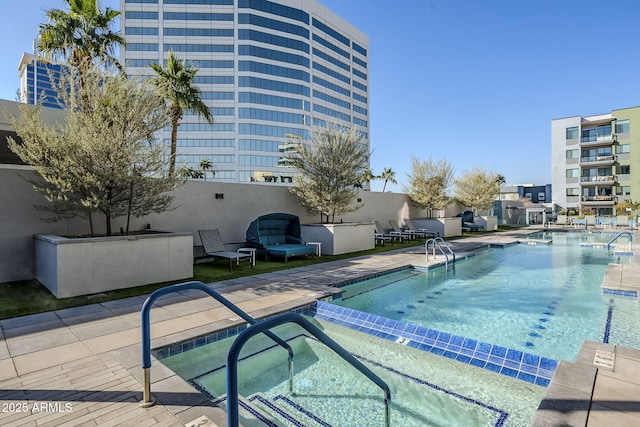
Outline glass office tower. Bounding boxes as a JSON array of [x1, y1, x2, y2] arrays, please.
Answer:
[[121, 0, 369, 183]]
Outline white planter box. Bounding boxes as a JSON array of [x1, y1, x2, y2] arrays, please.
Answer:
[[35, 232, 193, 298], [476, 215, 498, 231], [410, 218, 462, 237], [301, 222, 375, 255]]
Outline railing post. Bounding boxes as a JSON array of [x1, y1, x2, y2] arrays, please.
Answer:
[[139, 281, 295, 408], [227, 312, 391, 427]]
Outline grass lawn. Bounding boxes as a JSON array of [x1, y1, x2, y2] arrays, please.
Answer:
[[0, 239, 424, 320], [0, 226, 521, 321]]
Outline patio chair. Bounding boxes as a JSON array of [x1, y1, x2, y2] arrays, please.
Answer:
[[374, 220, 403, 244], [198, 229, 253, 271], [388, 220, 420, 240], [616, 215, 629, 228], [405, 219, 439, 238], [554, 214, 568, 227]]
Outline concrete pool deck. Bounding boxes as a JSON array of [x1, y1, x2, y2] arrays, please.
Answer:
[[0, 227, 638, 426]]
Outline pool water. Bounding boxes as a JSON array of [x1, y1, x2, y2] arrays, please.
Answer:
[[333, 232, 640, 362], [161, 320, 545, 426]]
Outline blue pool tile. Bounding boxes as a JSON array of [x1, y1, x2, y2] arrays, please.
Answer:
[[489, 355, 505, 365], [405, 324, 417, 335], [522, 353, 540, 367], [500, 367, 518, 378], [491, 345, 507, 358], [470, 358, 486, 369], [195, 337, 206, 348], [456, 354, 471, 364], [430, 347, 445, 356], [506, 349, 523, 362], [540, 357, 558, 371], [438, 332, 451, 343], [504, 360, 521, 370], [517, 372, 536, 384], [474, 351, 489, 361], [477, 342, 492, 354], [423, 337, 435, 346], [450, 335, 464, 346], [384, 319, 397, 329], [182, 341, 195, 352], [520, 364, 538, 374], [415, 326, 428, 336], [538, 369, 556, 380], [426, 329, 438, 339], [419, 344, 433, 352], [485, 362, 501, 373], [443, 350, 458, 360], [407, 340, 420, 348], [459, 347, 474, 356], [463, 338, 478, 350], [446, 342, 461, 351], [535, 377, 551, 387]]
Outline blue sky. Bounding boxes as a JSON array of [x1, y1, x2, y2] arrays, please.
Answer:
[[2, 1, 640, 192]]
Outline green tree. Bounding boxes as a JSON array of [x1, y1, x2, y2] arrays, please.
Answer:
[[199, 157, 213, 181], [380, 167, 397, 192], [454, 166, 504, 213], [7, 64, 182, 236], [150, 51, 213, 177], [179, 166, 203, 179], [37, 0, 125, 70], [403, 156, 454, 217], [288, 125, 369, 223], [614, 199, 640, 216], [358, 168, 376, 190]]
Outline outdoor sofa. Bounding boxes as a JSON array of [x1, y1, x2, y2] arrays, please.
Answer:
[[245, 213, 316, 262]]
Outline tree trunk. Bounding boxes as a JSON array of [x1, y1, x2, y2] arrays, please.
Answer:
[[169, 119, 179, 177]]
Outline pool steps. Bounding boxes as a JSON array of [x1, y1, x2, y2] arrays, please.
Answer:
[[312, 301, 558, 387]]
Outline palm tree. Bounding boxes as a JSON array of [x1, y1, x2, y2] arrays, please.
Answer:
[[360, 168, 376, 190], [380, 167, 397, 192], [151, 51, 213, 176], [199, 157, 213, 181], [37, 0, 125, 70]]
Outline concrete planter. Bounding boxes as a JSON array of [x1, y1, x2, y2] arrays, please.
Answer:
[[35, 232, 193, 298], [301, 222, 375, 255], [476, 215, 498, 231], [410, 218, 462, 237]]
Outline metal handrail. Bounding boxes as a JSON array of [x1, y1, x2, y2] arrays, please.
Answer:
[[227, 312, 391, 427], [425, 237, 455, 268], [607, 231, 633, 251], [139, 281, 294, 407]]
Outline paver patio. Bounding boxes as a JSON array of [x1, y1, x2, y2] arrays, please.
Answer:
[[0, 227, 638, 426]]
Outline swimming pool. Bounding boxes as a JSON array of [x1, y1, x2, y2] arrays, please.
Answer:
[[330, 231, 640, 362], [155, 231, 638, 426], [160, 320, 545, 426]]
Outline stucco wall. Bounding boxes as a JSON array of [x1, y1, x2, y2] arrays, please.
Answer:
[[0, 166, 427, 283]]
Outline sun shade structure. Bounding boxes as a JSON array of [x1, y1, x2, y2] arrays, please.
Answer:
[[245, 213, 316, 262]]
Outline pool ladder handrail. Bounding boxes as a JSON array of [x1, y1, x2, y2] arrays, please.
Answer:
[[607, 231, 633, 251], [227, 312, 391, 427], [139, 281, 294, 407], [425, 237, 456, 268]]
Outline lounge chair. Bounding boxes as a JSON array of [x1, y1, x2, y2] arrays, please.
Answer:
[[388, 220, 420, 240], [374, 220, 403, 244], [245, 213, 316, 262], [198, 229, 253, 271], [616, 215, 629, 228], [554, 214, 568, 227], [405, 219, 439, 238]]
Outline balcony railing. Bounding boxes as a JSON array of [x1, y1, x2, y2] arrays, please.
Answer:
[[582, 195, 615, 202], [580, 175, 616, 183], [580, 155, 615, 163], [580, 134, 615, 145]]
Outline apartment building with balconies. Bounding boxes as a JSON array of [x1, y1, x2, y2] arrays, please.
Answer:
[[551, 106, 640, 215]]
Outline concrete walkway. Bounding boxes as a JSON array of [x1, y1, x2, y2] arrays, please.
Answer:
[[0, 227, 637, 426]]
